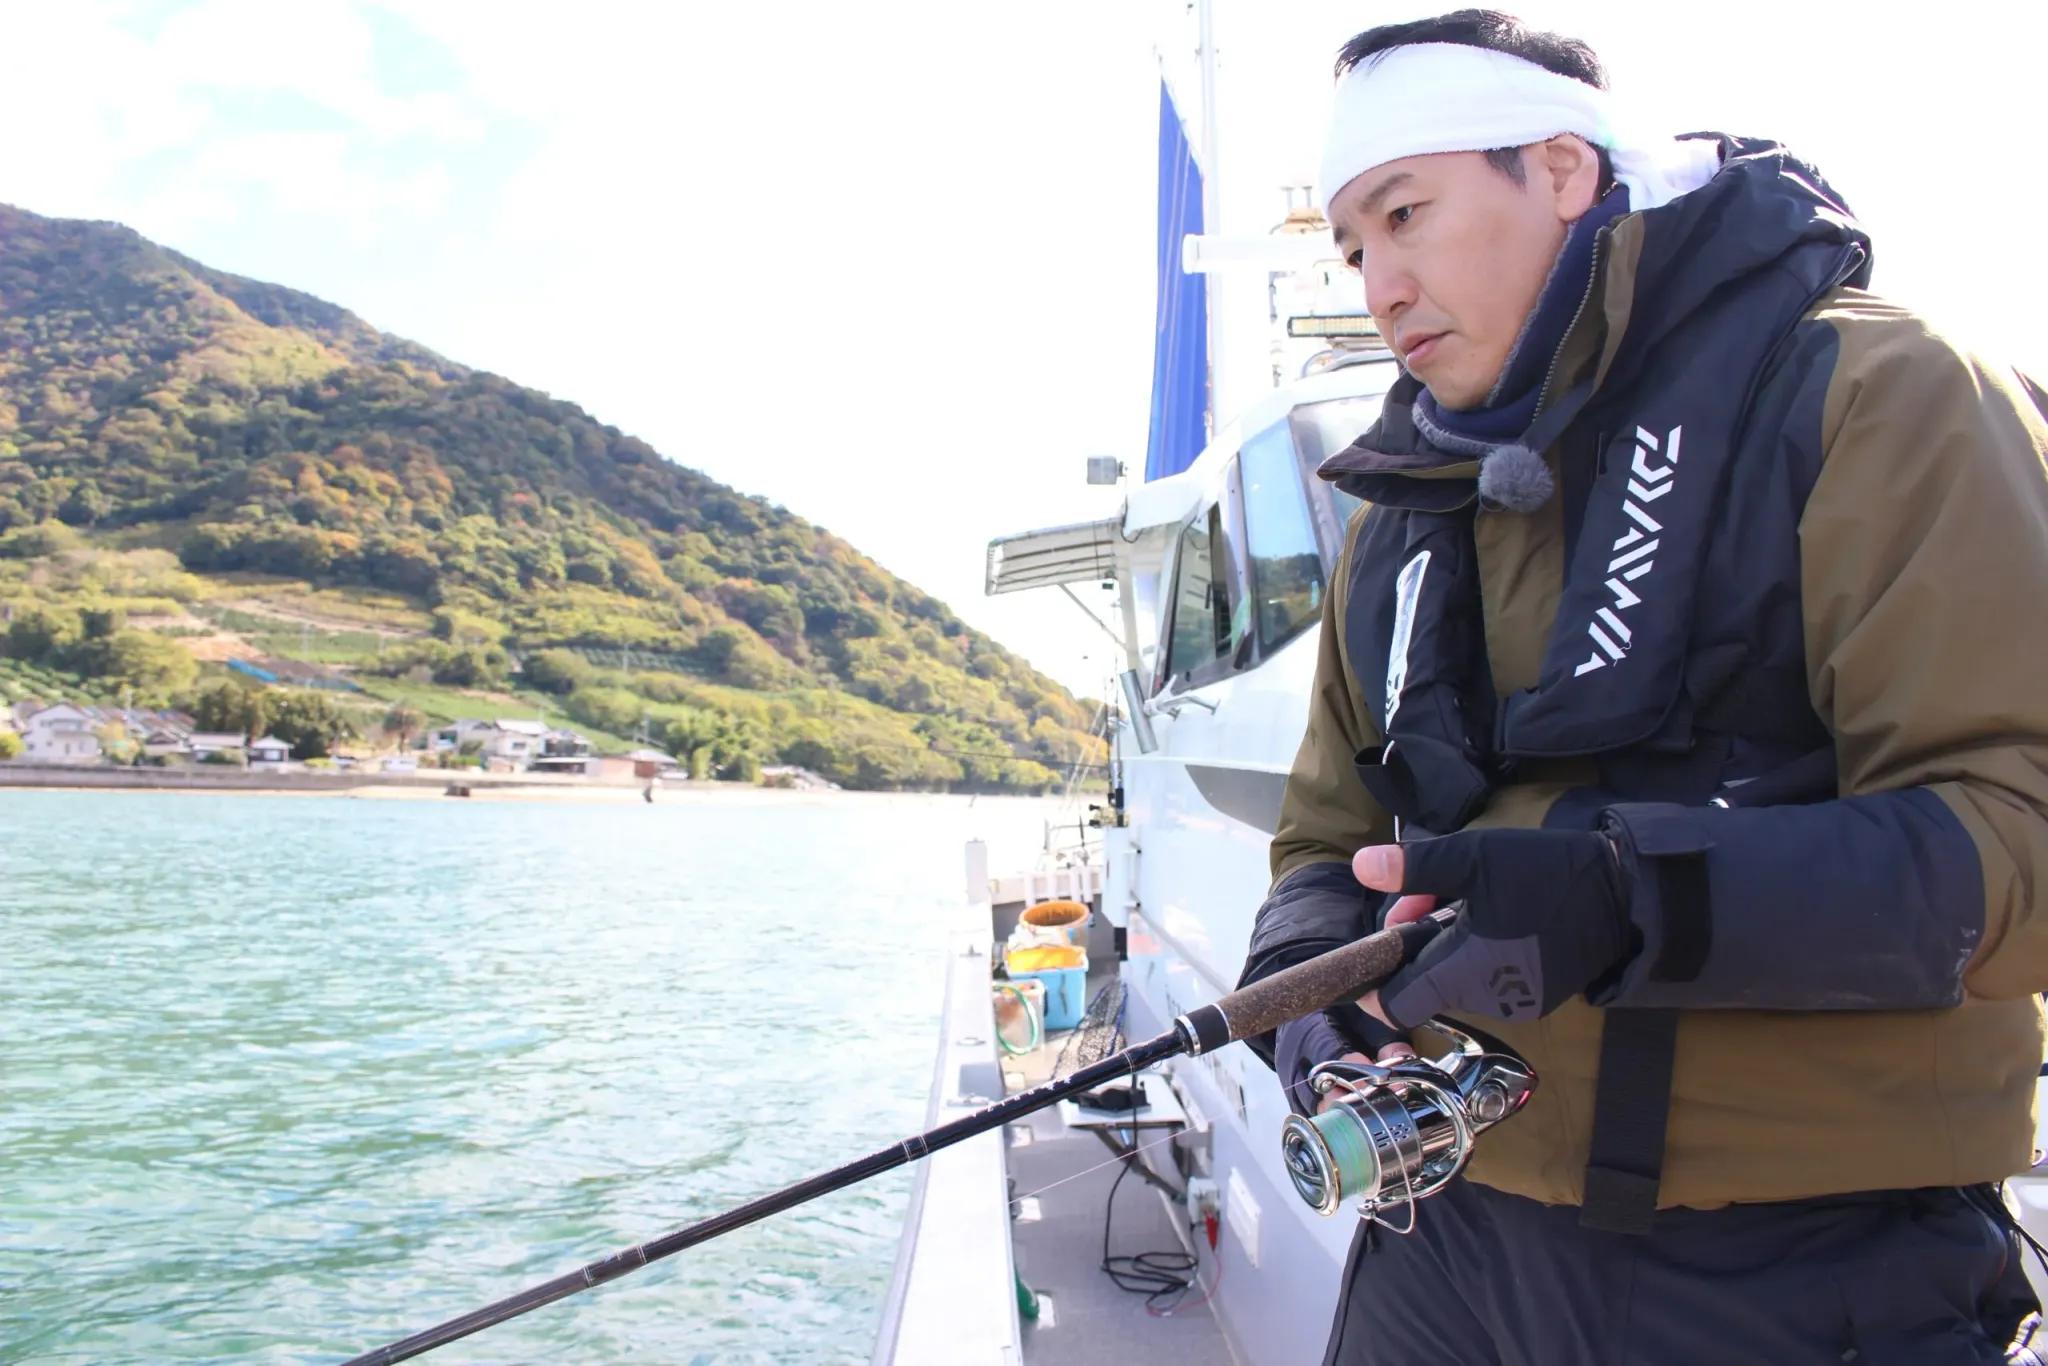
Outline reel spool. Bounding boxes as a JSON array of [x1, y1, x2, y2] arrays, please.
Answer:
[[1278, 1020, 1536, 1228]]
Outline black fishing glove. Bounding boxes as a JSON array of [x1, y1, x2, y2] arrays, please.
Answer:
[[1375, 827, 1633, 1029]]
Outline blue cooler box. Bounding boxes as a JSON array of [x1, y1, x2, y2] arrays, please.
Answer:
[[1012, 961, 1088, 1031]]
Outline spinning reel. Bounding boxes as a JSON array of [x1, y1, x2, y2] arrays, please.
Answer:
[[1278, 1020, 1536, 1229]]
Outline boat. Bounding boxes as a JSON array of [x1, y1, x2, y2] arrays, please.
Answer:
[[871, 8, 1404, 1359]]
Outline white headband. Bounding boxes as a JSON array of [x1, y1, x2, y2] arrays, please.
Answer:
[[1318, 43, 1719, 215]]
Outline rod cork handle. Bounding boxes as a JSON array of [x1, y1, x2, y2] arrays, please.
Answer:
[[1174, 919, 1437, 1055]]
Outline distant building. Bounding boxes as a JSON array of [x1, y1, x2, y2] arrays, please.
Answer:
[[16, 703, 100, 763], [7, 702, 200, 764], [139, 727, 191, 761], [526, 728, 595, 775], [430, 718, 552, 768], [247, 736, 292, 768], [628, 747, 679, 780], [429, 719, 483, 753], [188, 732, 248, 763], [483, 718, 547, 765]]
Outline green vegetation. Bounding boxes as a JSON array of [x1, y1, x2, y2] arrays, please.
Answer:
[[3, 602, 197, 699], [183, 677, 358, 757], [0, 203, 1101, 789], [0, 656, 118, 705]]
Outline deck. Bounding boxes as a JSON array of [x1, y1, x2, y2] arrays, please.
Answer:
[[1000, 913, 1236, 1365], [874, 891, 1236, 1365]]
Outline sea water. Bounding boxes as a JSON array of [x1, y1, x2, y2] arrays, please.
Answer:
[[0, 787, 1067, 1363]]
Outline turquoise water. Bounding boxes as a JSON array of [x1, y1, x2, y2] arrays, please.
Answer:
[[0, 788, 1062, 1363]]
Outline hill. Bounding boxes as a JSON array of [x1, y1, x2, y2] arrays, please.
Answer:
[[0, 203, 1100, 789]]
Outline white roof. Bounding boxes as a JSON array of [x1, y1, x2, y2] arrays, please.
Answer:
[[188, 732, 245, 746], [493, 718, 548, 736], [1121, 474, 1207, 533], [250, 736, 289, 749]]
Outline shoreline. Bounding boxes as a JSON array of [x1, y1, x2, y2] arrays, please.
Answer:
[[0, 762, 743, 804], [0, 763, 1062, 806]]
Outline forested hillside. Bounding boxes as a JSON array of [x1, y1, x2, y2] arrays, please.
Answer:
[[0, 204, 1100, 789]]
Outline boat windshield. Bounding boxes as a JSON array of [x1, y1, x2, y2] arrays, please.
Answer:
[[1288, 391, 1384, 555]]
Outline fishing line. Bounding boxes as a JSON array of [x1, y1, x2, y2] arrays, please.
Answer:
[[1007, 1125, 1191, 1208]]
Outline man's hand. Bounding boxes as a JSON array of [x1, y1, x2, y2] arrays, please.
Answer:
[[1349, 828, 1631, 1029]]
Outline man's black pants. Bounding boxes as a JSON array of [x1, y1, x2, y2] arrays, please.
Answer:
[[1323, 1178, 2040, 1365]]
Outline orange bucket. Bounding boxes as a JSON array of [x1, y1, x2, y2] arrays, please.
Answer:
[[1020, 899, 1090, 943]]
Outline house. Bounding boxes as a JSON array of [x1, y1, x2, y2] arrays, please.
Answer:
[[430, 718, 547, 766], [187, 732, 248, 763], [429, 718, 554, 769], [16, 703, 102, 764], [105, 706, 190, 735], [481, 718, 548, 766], [7, 702, 205, 764], [628, 747, 680, 780], [427, 722, 460, 753], [590, 755, 641, 783], [140, 727, 192, 760], [91, 707, 196, 761], [247, 736, 292, 768], [526, 728, 596, 775]]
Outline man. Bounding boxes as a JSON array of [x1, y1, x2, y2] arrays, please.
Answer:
[[1236, 10, 2048, 1364]]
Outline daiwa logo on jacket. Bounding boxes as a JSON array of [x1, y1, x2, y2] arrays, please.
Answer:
[[1574, 425, 1683, 677]]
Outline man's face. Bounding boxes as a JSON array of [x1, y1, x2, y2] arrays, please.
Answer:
[[1329, 144, 1589, 410]]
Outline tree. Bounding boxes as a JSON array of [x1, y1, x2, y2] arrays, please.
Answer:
[[94, 720, 139, 765], [693, 626, 741, 673], [68, 631, 196, 697], [432, 607, 507, 646], [0, 521, 81, 559], [382, 704, 425, 749], [0, 731, 21, 760], [266, 692, 357, 760], [58, 481, 110, 527], [189, 679, 272, 739], [4, 606, 77, 663], [521, 647, 592, 695], [432, 643, 508, 688], [179, 524, 246, 571], [78, 604, 125, 639]]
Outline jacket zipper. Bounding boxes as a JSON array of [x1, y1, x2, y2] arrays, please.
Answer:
[[1535, 228, 1610, 417]]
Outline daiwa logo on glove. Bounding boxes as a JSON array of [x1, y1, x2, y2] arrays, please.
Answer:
[[1573, 425, 1682, 677]]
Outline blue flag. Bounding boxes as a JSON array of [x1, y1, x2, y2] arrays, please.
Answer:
[[1144, 80, 1209, 482]]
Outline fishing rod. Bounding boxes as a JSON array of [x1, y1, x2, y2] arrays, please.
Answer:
[[338, 917, 1444, 1365]]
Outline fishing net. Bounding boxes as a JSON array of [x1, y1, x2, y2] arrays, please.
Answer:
[[1051, 976, 1126, 1079]]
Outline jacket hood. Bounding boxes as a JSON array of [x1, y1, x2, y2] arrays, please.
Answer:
[[1607, 134, 1870, 386]]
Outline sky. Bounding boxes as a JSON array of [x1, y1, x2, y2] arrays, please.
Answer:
[[3, 1, 2043, 701]]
